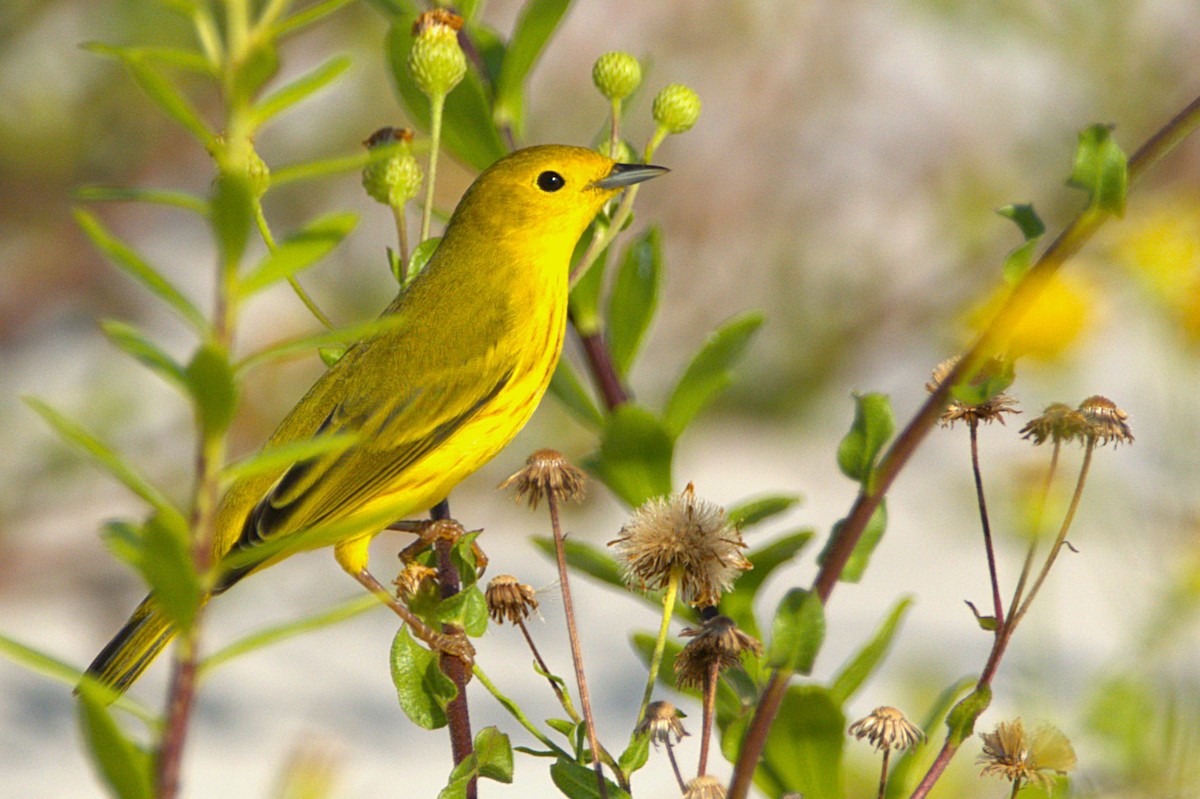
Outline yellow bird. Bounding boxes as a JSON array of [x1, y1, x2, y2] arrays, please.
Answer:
[[84, 145, 667, 695]]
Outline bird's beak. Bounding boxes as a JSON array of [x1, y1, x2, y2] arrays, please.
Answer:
[[592, 162, 670, 190]]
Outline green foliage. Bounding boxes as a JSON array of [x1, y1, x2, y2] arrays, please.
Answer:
[[767, 589, 825, 674], [998, 203, 1046, 284], [946, 684, 993, 746], [746, 686, 845, 799], [494, 0, 574, 137], [440, 727, 515, 798], [663, 311, 764, 439], [390, 626, 458, 730], [1068, 123, 1128, 215], [836, 392, 894, 488], [76, 689, 154, 799], [550, 759, 632, 799], [237, 212, 358, 296], [606, 227, 662, 376], [185, 343, 238, 438], [829, 597, 913, 705], [819, 501, 888, 583], [585, 403, 674, 507]]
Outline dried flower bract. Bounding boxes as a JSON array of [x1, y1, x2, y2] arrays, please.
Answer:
[[485, 574, 539, 625], [978, 718, 1077, 789], [1078, 395, 1134, 446], [1020, 402, 1091, 446], [609, 483, 751, 607], [926, 356, 1020, 428], [682, 775, 727, 799], [498, 449, 586, 509], [848, 706, 925, 751], [636, 700, 689, 748], [680, 615, 763, 658]]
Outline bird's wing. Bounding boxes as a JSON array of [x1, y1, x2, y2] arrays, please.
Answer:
[[223, 332, 512, 572]]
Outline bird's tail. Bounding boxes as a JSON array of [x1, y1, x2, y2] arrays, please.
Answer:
[[80, 594, 176, 699]]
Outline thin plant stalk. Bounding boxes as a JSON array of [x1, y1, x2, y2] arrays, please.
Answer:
[[877, 748, 892, 799], [254, 202, 333, 329], [636, 569, 680, 725], [697, 657, 720, 776], [608, 98, 622, 158], [666, 740, 687, 793], [968, 420, 1005, 628], [547, 489, 609, 799], [473, 664, 571, 758], [393, 202, 411, 279], [420, 92, 446, 243], [1009, 441, 1062, 613]]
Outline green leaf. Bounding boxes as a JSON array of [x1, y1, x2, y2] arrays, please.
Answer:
[[139, 513, 202, 631], [202, 594, 378, 675], [720, 530, 814, 638], [75, 186, 208, 215], [948, 357, 1014, 408], [997, 203, 1045, 241], [185, 342, 238, 437], [546, 718, 578, 739], [407, 236, 441, 284], [390, 625, 456, 729], [210, 172, 254, 268], [76, 687, 154, 799], [385, 23, 507, 172], [474, 726, 515, 782], [818, 500, 888, 584], [946, 684, 992, 746], [618, 732, 650, 775], [220, 432, 359, 483], [88, 45, 213, 146], [759, 686, 845, 799], [829, 597, 913, 705], [547, 359, 603, 429], [232, 40, 280, 108], [836, 392, 895, 487], [251, 55, 350, 126], [767, 588, 825, 674], [532, 536, 625, 591], [663, 312, 764, 439], [274, 0, 357, 38], [435, 586, 489, 637], [997, 204, 1046, 285], [73, 209, 205, 331], [728, 493, 802, 528], [99, 320, 188, 392], [493, 0, 573, 138], [23, 398, 185, 528], [885, 676, 976, 798], [1067, 123, 1128, 216], [606, 227, 662, 376], [584, 404, 673, 507], [549, 759, 631, 799], [235, 313, 408, 374], [239, 212, 356, 296]]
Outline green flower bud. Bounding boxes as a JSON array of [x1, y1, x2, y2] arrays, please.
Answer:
[[652, 83, 702, 134], [592, 51, 642, 101], [362, 127, 423, 208], [599, 139, 636, 165], [246, 146, 270, 200], [408, 10, 466, 99]]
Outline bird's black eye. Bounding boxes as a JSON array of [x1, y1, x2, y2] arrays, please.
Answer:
[[536, 170, 565, 192]]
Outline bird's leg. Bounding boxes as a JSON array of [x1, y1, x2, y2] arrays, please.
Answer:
[[346, 566, 475, 664]]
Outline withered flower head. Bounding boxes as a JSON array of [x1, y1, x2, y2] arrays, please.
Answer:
[[484, 574, 539, 625], [411, 7, 463, 35], [848, 706, 925, 751], [680, 615, 763, 658], [498, 449, 586, 509], [926, 356, 1020, 428], [1020, 402, 1091, 446], [636, 700, 689, 748], [393, 562, 438, 601], [609, 483, 751, 607], [978, 718, 1077, 789], [682, 775, 727, 799], [1078, 395, 1134, 447]]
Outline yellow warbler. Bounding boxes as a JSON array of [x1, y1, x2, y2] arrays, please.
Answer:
[[84, 145, 666, 695]]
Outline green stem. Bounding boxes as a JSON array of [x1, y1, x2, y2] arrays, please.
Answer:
[[968, 420, 1005, 629], [253, 202, 333, 329], [420, 92, 446, 243], [473, 664, 570, 758], [637, 570, 680, 725], [608, 98, 621, 158], [393, 202, 411, 280]]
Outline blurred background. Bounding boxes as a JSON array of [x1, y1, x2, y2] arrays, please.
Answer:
[[2, 0, 1200, 797]]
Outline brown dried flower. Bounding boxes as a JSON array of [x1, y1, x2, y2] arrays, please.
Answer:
[[484, 574, 539, 625], [498, 449, 586, 509], [1020, 402, 1091, 446], [1078, 395, 1134, 446], [411, 7, 463, 35], [682, 775, 727, 799], [926, 356, 1020, 428], [674, 616, 759, 690], [636, 700, 689, 748], [978, 718, 1077, 789], [848, 706, 925, 751], [609, 483, 751, 607]]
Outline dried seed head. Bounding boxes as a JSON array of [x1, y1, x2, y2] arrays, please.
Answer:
[[1020, 402, 1091, 446], [978, 718, 1077, 789], [592, 51, 642, 101], [498, 449, 587, 509], [484, 574, 539, 625], [609, 483, 751, 607], [926, 356, 1020, 428], [680, 615, 763, 658], [408, 10, 466, 98], [682, 775, 727, 799], [393, 562, 438, 601], [652, 83, 702, 134], [1078, 395, 1134, 446], [636, 700, 689, 748], [848, 706, 925, 752], [361, 127, 423, 208]]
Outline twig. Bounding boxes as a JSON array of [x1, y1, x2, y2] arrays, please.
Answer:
[[969, 420, 1005, 629]]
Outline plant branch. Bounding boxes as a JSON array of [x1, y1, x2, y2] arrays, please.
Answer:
[[727, 89, 1200, 799], [969, 421, 1005, 628]]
